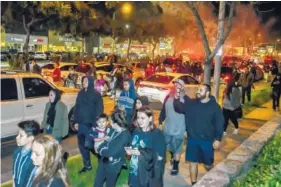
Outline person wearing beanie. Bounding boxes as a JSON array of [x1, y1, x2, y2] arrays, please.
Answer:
[[158, 79, 186, 176]]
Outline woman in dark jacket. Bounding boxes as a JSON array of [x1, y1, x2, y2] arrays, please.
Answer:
[[94, 109, 132, 187], [126, 106, 166, 187], [271, 73, 281, 111], [42, 89, 69, 143]]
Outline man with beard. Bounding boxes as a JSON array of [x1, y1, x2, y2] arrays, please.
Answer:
[[173, 84, 224, 185]]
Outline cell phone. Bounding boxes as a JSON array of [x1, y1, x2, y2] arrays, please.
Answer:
[[124, 147, 132, 151]]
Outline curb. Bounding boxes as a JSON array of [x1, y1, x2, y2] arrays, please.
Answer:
[[194, 113, 281, 187]]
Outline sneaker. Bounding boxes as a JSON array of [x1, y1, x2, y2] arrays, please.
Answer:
[[223, 132, 227, 136], [78, 166, 92, 174], [233, 129, 239, 135], [171, 160, 179, 176]]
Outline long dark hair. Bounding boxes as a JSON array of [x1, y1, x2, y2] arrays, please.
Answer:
[[110, 109, 128, 129], [136, 106, 155, 131], [224, 82, 234, 100]]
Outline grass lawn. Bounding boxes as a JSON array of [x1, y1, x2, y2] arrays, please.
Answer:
[[1, 84, 272, 187], [241, 84, 271, 115], [1, 155, 129, 187]]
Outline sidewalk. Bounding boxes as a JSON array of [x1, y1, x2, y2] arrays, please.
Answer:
[[162, 100, 278, 187]]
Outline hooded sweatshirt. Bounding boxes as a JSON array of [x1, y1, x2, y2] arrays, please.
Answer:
[[47, 89, 61, 127], [174, 96, 224, 141], [74, 76, 104, 126], [159, 94, 185, 137], [117, 80, 138, 123]]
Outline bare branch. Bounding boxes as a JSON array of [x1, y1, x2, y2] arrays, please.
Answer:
[[186, 2, 212, 57], [22, 15, 28, 32]]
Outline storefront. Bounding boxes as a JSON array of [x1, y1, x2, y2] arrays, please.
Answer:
[[3, 33, 48, 52], [48, 31, 83, 52]]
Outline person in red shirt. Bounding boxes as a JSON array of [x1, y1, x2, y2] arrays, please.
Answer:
[[145, 63, 154, 78], [52, 62, 62, 86]]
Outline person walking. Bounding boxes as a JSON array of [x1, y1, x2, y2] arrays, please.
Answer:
[[130, 96, 149, 133], [222, 81, 242, 135], [31, 60, 41, 74], [173, 84, 224, 185], [13, 120, 40, 187], [263, 63, 270, 82], [42, 89, 69, 143], [271, 73, 281, 111], [74, 76, 104, 174], [94, 109, 132, 187], [30, 134, 69, 187], [126, 106, 166, 187], [117, 79, 138, 124], [52, 62, 62, 87], [158, 79, 185, 176], [240, 67, 254, 104]]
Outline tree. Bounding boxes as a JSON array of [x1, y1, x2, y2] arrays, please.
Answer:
[[186, 2, 236, 85], [1, 2, 79, 62]]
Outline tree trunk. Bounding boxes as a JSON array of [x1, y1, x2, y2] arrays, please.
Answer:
[[152, 43, 157, 61], [203, 59, 213, 85], [23, 30, 31, 63], [213, 1, 226, 100], [127, 37, 132, 59]]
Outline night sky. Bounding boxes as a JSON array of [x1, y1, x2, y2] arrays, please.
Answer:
[[257, 1, 281, 35]]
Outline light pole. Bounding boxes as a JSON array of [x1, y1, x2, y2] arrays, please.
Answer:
[[112, 3, 133, 54], [275, 38, 280, 54]]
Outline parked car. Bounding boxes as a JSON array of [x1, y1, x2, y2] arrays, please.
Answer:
[[137, 72, 199, 103], [34, 52, 48, 60], [1, 51, 11, 60], [1, 70, 79, 139]]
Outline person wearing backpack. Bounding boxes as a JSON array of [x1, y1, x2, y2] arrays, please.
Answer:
[[222, 81, 242, 135]]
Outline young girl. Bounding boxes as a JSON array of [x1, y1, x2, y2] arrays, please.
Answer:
[[30, 134, 69, 187], [42, 89, 69, 143], [130, 96, 149, 132], [126, 106, 166, 187], [94, 109, 132, 187], [95, 74, 106, 96]]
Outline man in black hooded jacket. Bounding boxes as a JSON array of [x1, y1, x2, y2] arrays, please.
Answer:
[[74, 76, 104, 174]]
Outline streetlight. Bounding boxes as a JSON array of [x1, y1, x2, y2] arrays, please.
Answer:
[[125, 24, 130, 29], [112, 3, 133, 53]]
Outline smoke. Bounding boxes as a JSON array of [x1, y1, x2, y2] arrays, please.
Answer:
[[159, 2, 277, 57]]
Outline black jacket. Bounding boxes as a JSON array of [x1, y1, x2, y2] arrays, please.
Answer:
[[174, 96, 224, 141], [74, 76, 104, 126]]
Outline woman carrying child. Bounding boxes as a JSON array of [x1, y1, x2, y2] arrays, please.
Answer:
[[94, 109, 132, 187]]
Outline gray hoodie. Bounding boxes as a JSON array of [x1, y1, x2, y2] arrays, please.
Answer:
[[159, 94, 185, 137]]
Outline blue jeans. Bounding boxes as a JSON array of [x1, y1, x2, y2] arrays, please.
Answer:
[[46, 126, 62, 144], [77, 123, 92, 168]]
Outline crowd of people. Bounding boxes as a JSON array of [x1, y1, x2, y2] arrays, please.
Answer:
[[13, 55, 281, 187]]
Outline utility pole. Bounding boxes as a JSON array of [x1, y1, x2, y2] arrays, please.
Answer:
[[213, 1, 226, 100]]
